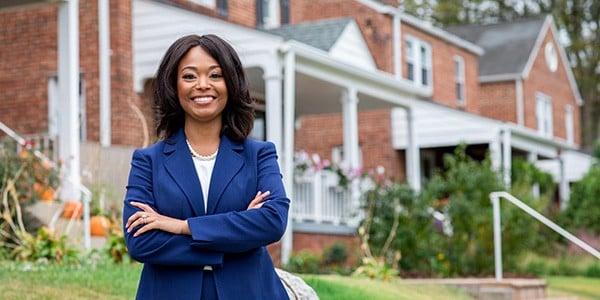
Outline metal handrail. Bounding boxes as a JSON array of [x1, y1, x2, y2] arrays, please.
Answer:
[[489, 191, 600, 281], [0, 121, 91, 250]]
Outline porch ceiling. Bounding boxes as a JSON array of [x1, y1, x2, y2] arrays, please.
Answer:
[[247, 69, 406, 116]]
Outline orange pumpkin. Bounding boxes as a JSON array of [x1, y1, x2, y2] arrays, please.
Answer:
[[40, 187, 55, 202], [90, 215, 111, 236], [61, 201, 83, 219]]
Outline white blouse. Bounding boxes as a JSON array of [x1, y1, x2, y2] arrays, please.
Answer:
[[190, 155, 217, 213]]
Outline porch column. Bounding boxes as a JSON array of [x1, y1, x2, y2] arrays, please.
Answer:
[[558, 150, 569, 209], [281, 48, 295, 266], [405, 108, 421, 192], [528, 152, 540, 198], [489, 136, 501, 171], [341, 87, 360, 171], [502, 129, 512, 187], [99, 0, 111, 146], [57, 0, 81, 201], [341, 87, 361, 223], [263, 60, 283, 152]]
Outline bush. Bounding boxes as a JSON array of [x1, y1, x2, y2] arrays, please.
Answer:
[[561, 164, 600, 235], [285, 251, 321, 274]]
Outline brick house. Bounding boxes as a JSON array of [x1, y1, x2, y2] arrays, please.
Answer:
[[0, 0, 592, 264]]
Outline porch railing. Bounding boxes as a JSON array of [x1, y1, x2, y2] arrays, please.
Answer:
[[489, 191, 600, 281], [293, 169, 359, 226], [0, 121, 92, 250]]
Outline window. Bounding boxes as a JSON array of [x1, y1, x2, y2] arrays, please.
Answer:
[[454, 56, 466, 106], [188, 0, 227, 16], [405, 36, 432, 88], [257, 0, 280, 29], [250, 110, 266, 141], [565, 105, 574, 144], [536, 93, 553, 138]]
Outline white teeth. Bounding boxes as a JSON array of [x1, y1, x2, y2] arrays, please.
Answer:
[[193, 96, 214, 103]]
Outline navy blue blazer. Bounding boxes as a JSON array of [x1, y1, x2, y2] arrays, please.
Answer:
[[123, 128, 290, 299]]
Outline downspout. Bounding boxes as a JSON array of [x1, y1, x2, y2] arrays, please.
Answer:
[[516, 78, 524, 126], [392, 11, 402, 79], [99, 0, 111, 146]]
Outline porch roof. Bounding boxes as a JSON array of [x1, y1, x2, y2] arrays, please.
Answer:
[[134, 0, 430, 115]]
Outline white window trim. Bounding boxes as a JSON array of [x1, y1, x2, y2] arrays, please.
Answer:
[[535, 92, 553, 138], [261, 0, 280, 29], [565, 104, 574, 144], [454, 55, 466, 106], [188, 0, 216, 9], [405, 35, 432, 89]]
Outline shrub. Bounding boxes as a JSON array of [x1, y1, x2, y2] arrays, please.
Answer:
[[285, 251, 321, 274], [11, 227, 80, 264], [322, 242, 348, 266], [585, 263, 600, 278], [561, 164, 600, 235]]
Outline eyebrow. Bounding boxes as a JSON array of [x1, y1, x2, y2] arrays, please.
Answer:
[[180, 65, 221, 72]]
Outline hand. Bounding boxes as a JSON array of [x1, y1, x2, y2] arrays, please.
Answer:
[[247, 191, 270, 210], [126, 201, 190, 237]]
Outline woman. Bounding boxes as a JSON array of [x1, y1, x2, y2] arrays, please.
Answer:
[[123, 34, 290, 299]]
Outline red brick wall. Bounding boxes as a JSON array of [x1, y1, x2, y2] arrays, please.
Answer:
[[0, 6, 57, 135], [522, 29, 581, 145], [295, 109, 404, 181], [479, 81, 518, 123], [401, 23, 481, 114], [293, 232, 361, 266]]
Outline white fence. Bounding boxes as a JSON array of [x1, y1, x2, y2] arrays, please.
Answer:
[[292, 169, 360, 226]]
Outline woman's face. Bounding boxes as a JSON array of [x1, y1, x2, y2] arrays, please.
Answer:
[[177, 46, 228, 126]]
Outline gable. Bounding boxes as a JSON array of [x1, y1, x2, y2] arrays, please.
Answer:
[[329, 21, 377, 71], [522, 16, 583, 106]]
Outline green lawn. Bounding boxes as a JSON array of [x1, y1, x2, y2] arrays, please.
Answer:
[[1, 261, 599, 299], [546, 276, 600, 300]]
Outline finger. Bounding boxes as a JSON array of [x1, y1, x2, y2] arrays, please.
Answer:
[[130, 201, 151, 211], [126, 212, 148, 232]]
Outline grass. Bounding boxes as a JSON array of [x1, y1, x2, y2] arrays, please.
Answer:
[[1, 261, 600, 299], [0, 261, 142, 300], [546, 276, 600, 300], [302, 275, 473, 300]]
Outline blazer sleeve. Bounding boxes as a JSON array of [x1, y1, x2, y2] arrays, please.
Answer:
[[123, 149, 224, 266], [187, 142, 290, 253]]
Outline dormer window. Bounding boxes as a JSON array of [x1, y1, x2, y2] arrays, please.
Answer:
[[405, 35, 432, 88]]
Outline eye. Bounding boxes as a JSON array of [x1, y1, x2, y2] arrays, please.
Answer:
[[209, 72, 223, 79], [182, 73, 196, 81]]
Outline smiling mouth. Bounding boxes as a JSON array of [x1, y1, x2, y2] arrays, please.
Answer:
[[192, 96, 215, 104]]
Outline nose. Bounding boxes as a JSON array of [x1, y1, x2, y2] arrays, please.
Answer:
[[195, 75, 209, 89]]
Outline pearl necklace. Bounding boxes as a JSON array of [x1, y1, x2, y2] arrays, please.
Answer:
[[185, 139, 218, 161]]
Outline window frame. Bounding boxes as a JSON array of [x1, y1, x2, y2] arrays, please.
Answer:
[[454, 55, 466, 106], [404, 35, 432, 88], [535, 92, 553, 138]]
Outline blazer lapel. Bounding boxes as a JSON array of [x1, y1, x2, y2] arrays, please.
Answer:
[[163, 129, 206, 216], [206, 135, 244, 214]]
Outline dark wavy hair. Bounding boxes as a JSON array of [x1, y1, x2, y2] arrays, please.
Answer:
[[153, 34, 254, 141]]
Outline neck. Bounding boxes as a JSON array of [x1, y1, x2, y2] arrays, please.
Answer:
[[184, 121, 222, 156]]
